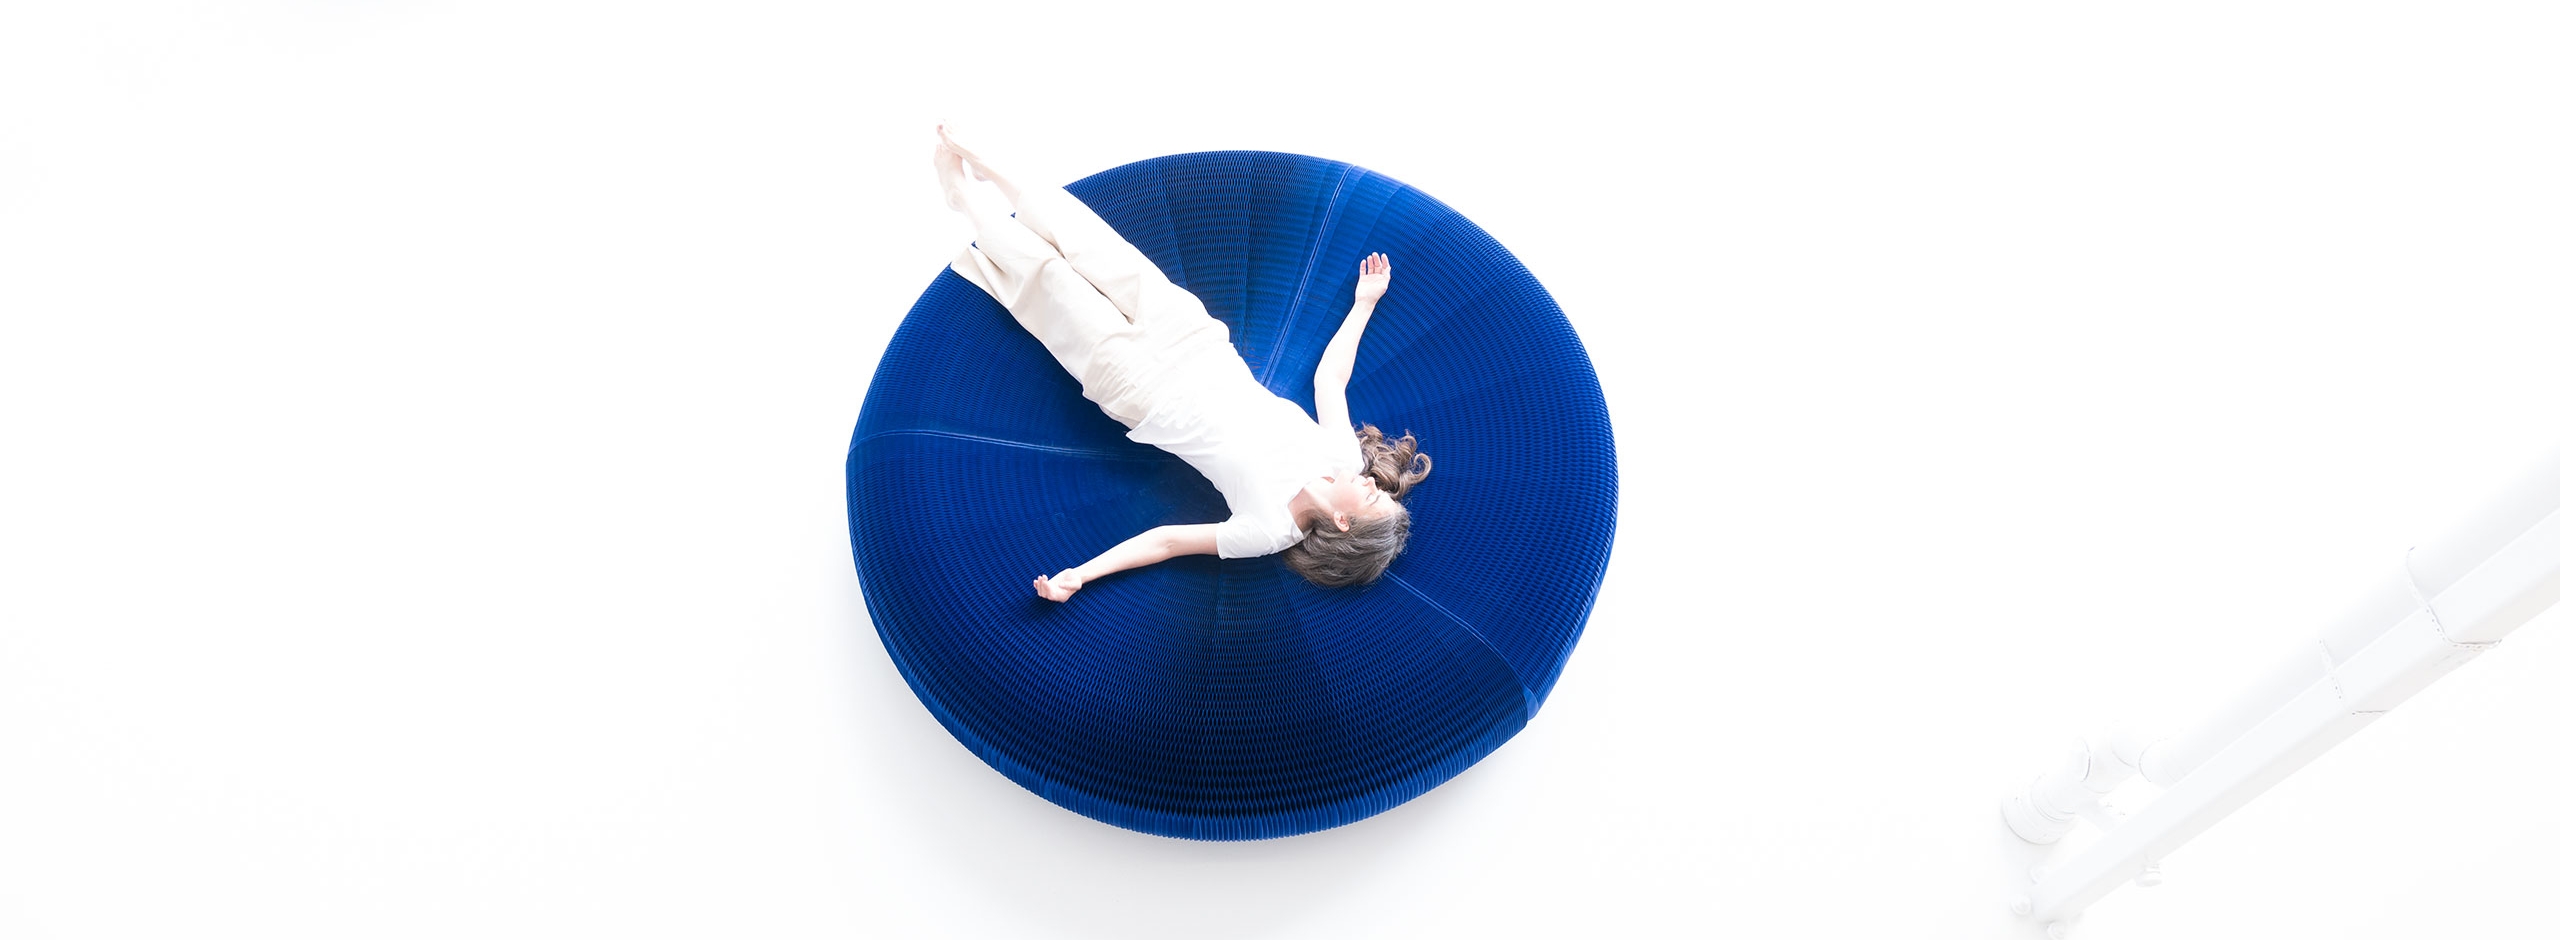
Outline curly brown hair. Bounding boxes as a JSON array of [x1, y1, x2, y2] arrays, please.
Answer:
[[1282, 424, 1432, 588]]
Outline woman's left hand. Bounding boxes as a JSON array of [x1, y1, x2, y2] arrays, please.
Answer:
[[1033, 568, 1084, 602], [1353, 252, 1391, 304]]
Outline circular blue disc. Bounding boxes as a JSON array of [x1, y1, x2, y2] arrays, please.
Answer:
[[848, 151, 1617, 840]]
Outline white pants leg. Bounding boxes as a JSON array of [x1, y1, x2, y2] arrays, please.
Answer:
[[1009, 189, 1222, 340], [949, 205, 1130, 385], [950, 189, 1231, 428]]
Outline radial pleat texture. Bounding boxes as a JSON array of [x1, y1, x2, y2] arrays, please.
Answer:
[[850, 152, 1617, 839]]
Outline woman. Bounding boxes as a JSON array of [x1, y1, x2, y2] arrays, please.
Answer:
[[932, 126, 1431, 602]]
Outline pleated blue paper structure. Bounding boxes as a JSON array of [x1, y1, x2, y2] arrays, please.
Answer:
[[848, 152, 1616, 840]]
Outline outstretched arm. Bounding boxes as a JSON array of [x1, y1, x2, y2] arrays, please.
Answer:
[[1034, 523, 1219, 602], [1312, 253, 1391, 433]]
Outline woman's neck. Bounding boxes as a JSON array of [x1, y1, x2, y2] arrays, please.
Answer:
[[1286, 486, 1321, 530]]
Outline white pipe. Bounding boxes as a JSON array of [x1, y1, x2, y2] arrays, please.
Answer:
[[2023, 489, 2560, 926], [2139, 445, 2560, 787], [2135, 583, 2393, 786]]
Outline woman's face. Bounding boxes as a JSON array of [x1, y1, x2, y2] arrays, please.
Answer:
[[1308, 473, 1393, 529]]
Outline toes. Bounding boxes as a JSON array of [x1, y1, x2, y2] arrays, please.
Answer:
[[940, 125, 988, 167]]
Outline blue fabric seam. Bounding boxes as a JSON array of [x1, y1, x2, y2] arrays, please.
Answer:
[[1257, 164, 1358, 386], [852, 428, 1170, 462], [1380, 569, 1535, 709]]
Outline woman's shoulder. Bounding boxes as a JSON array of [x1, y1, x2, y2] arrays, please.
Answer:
[[1215, 502, 1305, 559]]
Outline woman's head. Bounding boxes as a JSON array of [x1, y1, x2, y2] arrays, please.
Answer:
[[1283, 425, 1432, 588]]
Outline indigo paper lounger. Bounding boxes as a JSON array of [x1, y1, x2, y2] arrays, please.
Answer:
[[847, 151, 1617, 840]]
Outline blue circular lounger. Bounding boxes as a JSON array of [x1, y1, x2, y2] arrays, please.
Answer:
[[848, 151, 1617, 840]]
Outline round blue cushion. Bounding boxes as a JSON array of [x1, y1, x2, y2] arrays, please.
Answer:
[[848, 151, 1617, 840]]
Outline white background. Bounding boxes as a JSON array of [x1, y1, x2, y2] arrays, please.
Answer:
[[5, 2, 2556, 937]]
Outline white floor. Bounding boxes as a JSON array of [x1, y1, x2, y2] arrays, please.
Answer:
[[5, 4, 2556, 938]]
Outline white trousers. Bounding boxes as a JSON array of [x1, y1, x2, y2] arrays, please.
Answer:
[[950, 188, 1232, 429]]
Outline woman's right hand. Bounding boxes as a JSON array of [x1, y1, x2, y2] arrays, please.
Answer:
[[1033, 568, 1084, 602], [1353, 252, 1391, 304]]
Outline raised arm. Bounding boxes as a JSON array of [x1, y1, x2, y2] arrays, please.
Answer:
[[1311, 253, 1391, 433], [1034, 523, 1219, 602]]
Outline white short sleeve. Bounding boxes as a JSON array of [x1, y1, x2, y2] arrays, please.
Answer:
[[1215, 510, 1305, 559]]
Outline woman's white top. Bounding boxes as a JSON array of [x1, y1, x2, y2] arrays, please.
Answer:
[[1125, 360, 1365, 559]]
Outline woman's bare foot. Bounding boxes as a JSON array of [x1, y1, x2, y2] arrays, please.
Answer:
[[932, 142, 973, 213], [937, 123, 1023, 206]]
